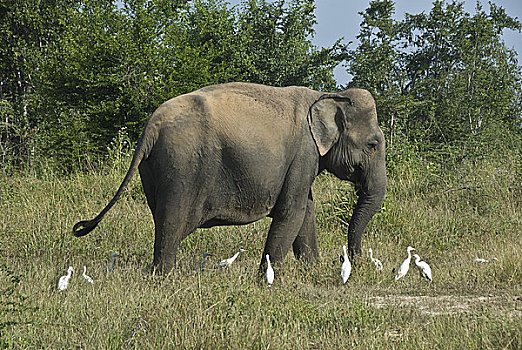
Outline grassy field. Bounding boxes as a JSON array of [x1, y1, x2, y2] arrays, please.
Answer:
[[1, 155, 521, 349]]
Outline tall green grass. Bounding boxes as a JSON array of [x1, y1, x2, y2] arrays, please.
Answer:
[[1, 152, 521, 348]]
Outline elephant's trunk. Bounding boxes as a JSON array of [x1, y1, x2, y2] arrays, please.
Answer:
[[347, 159, 386, 258]]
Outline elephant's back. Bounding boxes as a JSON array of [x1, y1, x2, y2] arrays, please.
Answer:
[[150, 82, 320, 175]]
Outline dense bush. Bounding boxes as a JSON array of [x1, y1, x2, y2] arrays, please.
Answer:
[[346, 0, 522, 163], [1, 0, 521, 173], [0, 0, 342, 172]]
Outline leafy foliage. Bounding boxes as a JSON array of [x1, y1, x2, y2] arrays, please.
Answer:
[[1, 0, 521, 172], [0, 0, 72, 169], [0, 0, 342, 171], [347, 0, 522, 162], [233, 0, 341, 89]]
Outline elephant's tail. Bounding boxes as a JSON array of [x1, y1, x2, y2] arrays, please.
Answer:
[[72, 118, 160, 237]]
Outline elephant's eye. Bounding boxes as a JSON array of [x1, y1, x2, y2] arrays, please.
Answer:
[[367, 140, 379, 151]]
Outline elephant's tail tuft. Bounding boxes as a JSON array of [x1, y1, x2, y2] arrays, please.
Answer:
[[72, 218, 101, 237]]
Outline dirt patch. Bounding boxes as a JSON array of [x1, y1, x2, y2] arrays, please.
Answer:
[[367, 295, 522, 316]]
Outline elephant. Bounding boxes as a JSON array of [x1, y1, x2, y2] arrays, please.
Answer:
[[73, 82, 386, 273]]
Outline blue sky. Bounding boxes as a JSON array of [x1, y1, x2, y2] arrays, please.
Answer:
[[227, 0, 522, 85]]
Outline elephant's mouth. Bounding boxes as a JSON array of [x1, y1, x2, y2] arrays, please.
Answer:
[[323, 143, 360, 180], [347, 165, 362, 183]]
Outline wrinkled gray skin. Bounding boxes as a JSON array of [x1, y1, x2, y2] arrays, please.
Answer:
[[73, 82, 386, 273]]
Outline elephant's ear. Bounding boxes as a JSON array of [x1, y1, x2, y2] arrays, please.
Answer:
[[308, 94, 345, 156]]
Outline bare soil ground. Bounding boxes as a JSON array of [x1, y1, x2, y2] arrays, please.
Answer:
[[368, 294, 522, 316]]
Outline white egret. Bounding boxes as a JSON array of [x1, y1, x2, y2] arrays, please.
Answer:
[[369, 248, 383, 271], [412, 254, 432, 281], [475, 257, 498, 263], [58, 266, 74, 291], [265, 254, 274, 287], [82, 266, 94, 284], [340, 245, 351, 284], [194, 252, 212, 271], [395, 246, 415, 281], [215, 248, 245, 268]]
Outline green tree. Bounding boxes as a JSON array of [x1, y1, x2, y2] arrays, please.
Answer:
[[347, 0, 522, 160], [404, 1, 522, 147], [1, 0, 345, 171], [38, 0, 188, 167], [168, 0, 240, 92], [0, 0, 70, 169], [235, 0, 341, 90], [346, 0, 415, 148], [37, 0, 129, 167]]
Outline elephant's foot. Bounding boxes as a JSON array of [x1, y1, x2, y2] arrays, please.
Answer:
[[292, 239, 319, 263], [152, 253, 177, 275], [348, 241, 362, 258], [348, 246, 363, 268]]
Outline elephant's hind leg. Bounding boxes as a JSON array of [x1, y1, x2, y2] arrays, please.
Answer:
[[139, 162, 156, 214], [151, 186, 201, 274]]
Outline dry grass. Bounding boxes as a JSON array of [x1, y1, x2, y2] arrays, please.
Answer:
[[1, 155, 521, 348]]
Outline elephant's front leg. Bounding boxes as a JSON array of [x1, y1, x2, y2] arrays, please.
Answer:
[[292, 195, 319, 263], [260, 156, 317, 271], [261, 198, 309, 266]]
